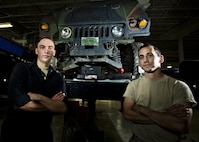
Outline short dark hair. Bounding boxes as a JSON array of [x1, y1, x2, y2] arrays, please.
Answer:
[[36, 36, 54, 43], [36, 36, 55, 48], [139, 43, 162, 57]]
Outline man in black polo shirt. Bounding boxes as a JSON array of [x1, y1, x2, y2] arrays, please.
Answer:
[[1, 37, 67, 142]]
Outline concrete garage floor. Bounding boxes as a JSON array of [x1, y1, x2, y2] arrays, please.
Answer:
[[52, 99, 199, 142], [1, 100, 199, 142]]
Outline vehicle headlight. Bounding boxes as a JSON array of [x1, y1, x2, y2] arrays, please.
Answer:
[[129, 19, 137, 28], [111, 26, 124, 37], [61, 27, 72, 38]]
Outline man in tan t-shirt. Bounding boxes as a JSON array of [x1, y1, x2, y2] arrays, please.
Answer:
[[123, 44, 197, 142]]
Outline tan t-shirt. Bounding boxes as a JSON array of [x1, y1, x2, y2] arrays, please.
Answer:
[[123, 75, 197, 142]]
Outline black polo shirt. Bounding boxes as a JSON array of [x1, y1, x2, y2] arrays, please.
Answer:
[[1, 59, 67, 142], [8, 59, 66, 109]]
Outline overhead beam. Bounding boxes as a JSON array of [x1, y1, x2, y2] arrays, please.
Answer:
[[155, 18, 199, 40]]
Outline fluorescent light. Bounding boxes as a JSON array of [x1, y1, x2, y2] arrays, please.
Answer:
[[167, 65, 172, 69], [0, 22, 13, 28]]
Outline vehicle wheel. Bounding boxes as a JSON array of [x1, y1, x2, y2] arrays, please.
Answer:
[[119, 42, 143, 79], [119, 44, 134, 73]]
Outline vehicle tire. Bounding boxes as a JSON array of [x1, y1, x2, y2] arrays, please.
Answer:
[[119, 42, 143, 79], [119, 44, 134, 73]]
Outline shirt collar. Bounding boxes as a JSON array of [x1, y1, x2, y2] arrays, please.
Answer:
[[29, 59, 56, 74]]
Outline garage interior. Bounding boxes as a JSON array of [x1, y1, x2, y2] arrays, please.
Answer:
[[0, 0, 199, 142], [0, 0, 199, 68]]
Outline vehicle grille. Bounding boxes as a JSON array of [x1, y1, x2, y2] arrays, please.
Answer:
[[74, 26, 110, 38]]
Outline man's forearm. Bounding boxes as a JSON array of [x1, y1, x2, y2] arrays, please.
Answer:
[[138, 105, 189, 133], [123, 107, 154, 124], [38, 95, 67, 113], [20, 101, 48, 112], [28, 92, 67, 113], [123, 111, 154, 124], [123, 98, 154, 124]]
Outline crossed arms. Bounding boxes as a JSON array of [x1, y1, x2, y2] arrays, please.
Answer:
[[123, 97, 193, 133], [20, 91, 67, 113]]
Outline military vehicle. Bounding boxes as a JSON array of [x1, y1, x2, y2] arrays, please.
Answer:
[[39, 0, 151, 99]]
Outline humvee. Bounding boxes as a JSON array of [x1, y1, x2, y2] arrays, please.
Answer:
[[39, 0, 150, 99]]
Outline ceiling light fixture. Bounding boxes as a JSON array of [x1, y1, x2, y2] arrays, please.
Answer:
[[0, 22, 13, 28]]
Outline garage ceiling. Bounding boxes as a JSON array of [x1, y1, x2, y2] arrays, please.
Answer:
[[0, 0, 199, 69]]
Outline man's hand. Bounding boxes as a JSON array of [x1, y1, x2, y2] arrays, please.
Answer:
[[166, 104, 189, 118], [51, 91, 66, 101]]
